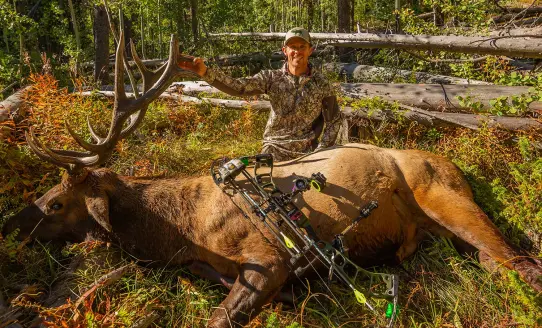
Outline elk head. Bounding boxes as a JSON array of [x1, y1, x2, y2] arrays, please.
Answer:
[[2, 30, 192, 242]]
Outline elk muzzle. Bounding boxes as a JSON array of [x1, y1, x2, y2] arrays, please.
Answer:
[[2, 204, 46, 241]]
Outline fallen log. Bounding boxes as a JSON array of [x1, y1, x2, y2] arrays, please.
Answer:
[[211, 32, 542, 59], [81, 90, 271, 111], [101, 81, 541, 114], [341, 83, 541, 113], [490, 26, 542, 36], [492, 7, 542, 24], [323, 63, 492, 85], [343, 104, 542, 132], [80, 90, 542, 132], [0, 86, 31, 123]]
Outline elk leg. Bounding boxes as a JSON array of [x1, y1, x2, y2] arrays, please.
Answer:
[[415, 186, 542, 292], [188, 261, 293, 303], [206, 258, 289, 328]]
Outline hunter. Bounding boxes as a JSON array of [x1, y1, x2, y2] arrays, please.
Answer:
[[179, 27, 342, 161]]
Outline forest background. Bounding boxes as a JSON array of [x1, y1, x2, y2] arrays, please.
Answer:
[[0, 0, 542, 327]]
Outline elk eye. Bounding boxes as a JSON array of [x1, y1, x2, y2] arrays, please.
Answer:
[[51, 203, 63, 211]]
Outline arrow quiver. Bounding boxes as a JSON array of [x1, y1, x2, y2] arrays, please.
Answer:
[[211, 154, 400, 327]]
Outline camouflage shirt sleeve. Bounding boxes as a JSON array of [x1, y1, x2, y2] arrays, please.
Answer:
[[317, 83, 342, 149], [202, 67, 270, 97]]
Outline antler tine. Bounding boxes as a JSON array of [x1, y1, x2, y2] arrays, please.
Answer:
[[87, 116, 106, 143], [114, 28, 128, 109], [26, 27, 184, 173], [25, 129, 74, 172], [29, 128, 102, 165], [129, 35, 184, 111], [117, 34, 183, 140], [66, 122, 106, 153], [130, 40, 167, 93]]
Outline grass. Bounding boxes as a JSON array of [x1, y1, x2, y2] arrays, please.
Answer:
[[1, 75, 542, 327]]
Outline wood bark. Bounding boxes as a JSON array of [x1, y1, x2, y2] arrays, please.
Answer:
[[323, 63, 492, 85], [93, 4, 109, 84], [490, 26, 542, 37], [210, 32, 542, 58], [343, 103, 542, 132], [67, 0, 81, 52], [306, 0, 314, 31], [123, 12, 133, 58], [190, 0, 198, 43], [0, 86, 31, 123], [337, 0, 351, 32], [341, 83, 541, 113], [83, 90, 542, 132]]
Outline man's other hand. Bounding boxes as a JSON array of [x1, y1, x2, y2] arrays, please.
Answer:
[[177, 55, 207, 77]]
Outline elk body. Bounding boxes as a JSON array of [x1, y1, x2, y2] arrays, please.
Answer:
[[2, 34, 542, 328]]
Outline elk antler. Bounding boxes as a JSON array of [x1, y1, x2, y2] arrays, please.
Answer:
[[26, 30, 190, 174]]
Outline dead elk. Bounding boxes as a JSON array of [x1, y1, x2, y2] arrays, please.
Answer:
[[2, 41, 542, 328]]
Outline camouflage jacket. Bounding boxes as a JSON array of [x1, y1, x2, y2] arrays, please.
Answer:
[[202, 63, 342, 161]]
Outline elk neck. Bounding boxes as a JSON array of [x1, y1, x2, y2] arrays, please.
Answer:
[[96, 169, 199, 265]]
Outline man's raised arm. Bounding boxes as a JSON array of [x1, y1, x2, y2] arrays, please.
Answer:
[[179, 56, 269, 97]]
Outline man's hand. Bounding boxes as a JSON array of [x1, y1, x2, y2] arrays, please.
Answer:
[[177, 55, 207, 77]]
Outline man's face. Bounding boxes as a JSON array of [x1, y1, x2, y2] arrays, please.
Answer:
[[282, 38, 313, 74]]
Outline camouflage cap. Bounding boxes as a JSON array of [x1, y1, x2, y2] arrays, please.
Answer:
[[284, 27, 311, 46]]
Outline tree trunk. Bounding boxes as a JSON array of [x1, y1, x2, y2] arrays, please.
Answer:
[[210, 32, 542, 58], [324, 63, 492, 85], [337, 0, 351, 32], [67, 0, 81, 52], [140, 5, 146, 59], [158, 0, 162, 58], [123, 12, 133, 58], [490, 26, 542, 37], [341, 83, 541, 113], [307, 0, 314, 31], [190, 0, 198, 43], [93, 4, 109, 84], [337, 0, 351, 60], [343, 104, 542, 132], [2, 26, 8, 52]]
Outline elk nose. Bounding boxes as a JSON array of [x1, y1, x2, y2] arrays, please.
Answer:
[[1, 217, 18, 237], [2, 205, 41, 240]]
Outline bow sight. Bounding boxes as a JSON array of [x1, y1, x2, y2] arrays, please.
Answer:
[[211, 154, 400, 327]]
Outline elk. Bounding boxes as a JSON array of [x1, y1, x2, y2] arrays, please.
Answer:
[[2, 35, 542, 328]]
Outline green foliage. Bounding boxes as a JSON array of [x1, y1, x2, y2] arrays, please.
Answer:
[[456, 95, 484, 113], [265, 312, 280, 328], [506, 270, 542, 326], [494, 137, 542, 241], [1, 228, 20, 260]]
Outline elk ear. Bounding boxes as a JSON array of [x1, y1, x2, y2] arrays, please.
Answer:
[[85, 193, 112, 233]]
